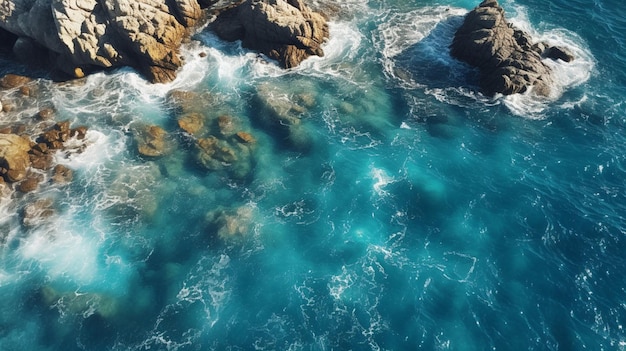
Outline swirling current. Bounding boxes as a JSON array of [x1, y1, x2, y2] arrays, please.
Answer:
[[1, 0, 625, 350]]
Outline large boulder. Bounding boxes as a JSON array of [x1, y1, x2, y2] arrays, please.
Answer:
[[450, 0, 573, 96], [0, 133, 32, 182], [0, 0, 203, 83], [210, 0, 329, 68]]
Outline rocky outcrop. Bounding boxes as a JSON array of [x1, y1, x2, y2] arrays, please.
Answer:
[[0, 133, 32, 182], [450, 0, 574, 96], [210, 0, 329, 68], [1, 0, 333, 81], [0, 0, 203, 83]]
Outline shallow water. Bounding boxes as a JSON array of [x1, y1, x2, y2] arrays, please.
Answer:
[[1, 0, 626, 350]]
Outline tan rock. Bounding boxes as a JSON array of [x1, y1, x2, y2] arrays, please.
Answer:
[[1, 0, 202, 83], [178, 112, 204, 135], [217, 115, 237, 136], [70, 126, 88, 140], [135, 124, 171, 157], [235, 131, 255, 144], [0, 74, 32, 89], [18, 175, 42, 193], [0, 133, 32, 182], [211, 0, 329, 68], [52, 164, 74, 184], [36, 108, 55, 121]]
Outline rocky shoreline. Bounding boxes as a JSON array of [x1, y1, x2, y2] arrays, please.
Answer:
[[0, 0, 579, 232], [0, 0, 329, 83]]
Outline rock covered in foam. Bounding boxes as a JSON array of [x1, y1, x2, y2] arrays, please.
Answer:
[[450, 0, 575, 96], [210, 0, 329, 68]]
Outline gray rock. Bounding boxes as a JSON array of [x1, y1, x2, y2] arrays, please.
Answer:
[[450, 0, 573, 96]]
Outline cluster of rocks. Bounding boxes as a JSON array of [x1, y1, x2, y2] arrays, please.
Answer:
[[0, 0, 329, 83], [131, 89, 258, 180], [450, 0, 574, 96], [0, 74, 86, 194]]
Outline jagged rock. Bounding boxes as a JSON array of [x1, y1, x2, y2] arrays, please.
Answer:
[[178, 112, 205, 135], [450, 0, 574, 96], [542, 46, 574, 62], [52, 164, 73, 184], [17, 173, 43, 193], [0, 133, 32, 182], [0, 0, 203, 83], [0, 74, 32, 89], [196, 136, 237, 169], [235, 131, 255, 144], [217, 115, 237, 136], [210, 0, 329, 68], [134, 124, 171, 157], [206, 204, 255, 240], [36, 108, 55, 120], [29, 153, 54, 170], [70, 126, 88, 140]]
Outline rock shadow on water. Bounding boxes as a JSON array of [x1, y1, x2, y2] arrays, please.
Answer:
[[391, 15, 477, 94]]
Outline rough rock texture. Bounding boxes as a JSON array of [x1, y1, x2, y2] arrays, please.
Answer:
[[0, 133, 32, 182], [450, 0, 574, 96], [133, 124, 171, 157], [0, 0, 203, 82], [210, 0, 329, 68]]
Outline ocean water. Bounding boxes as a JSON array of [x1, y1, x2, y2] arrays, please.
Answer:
[[1, 0, 625, 350]]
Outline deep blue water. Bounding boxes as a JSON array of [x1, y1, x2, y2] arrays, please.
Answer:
[[1, 0, 625, 350]]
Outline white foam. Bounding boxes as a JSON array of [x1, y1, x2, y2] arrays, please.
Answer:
[[329, 265, 355, 300], [18, 215, 101, 285], [246, 21, 366, 84], [501, 7, 595, 118], [55, 130, 126, 171], [370, 166, 395, 197], [376, 6, 467, 88]]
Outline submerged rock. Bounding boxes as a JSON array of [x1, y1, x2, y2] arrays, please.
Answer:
[[22, 198, 55, 227], [450, 0, 574, 96], [206, 204, 256, 241], [254, 82, 313, 150], [134, 124, 172, 157], [52, 164, 74, 184], [210, 0, 329, 68], [178, 112, 205, 135]]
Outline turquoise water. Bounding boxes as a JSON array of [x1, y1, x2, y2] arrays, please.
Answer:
[[1, 0, 625, 350]]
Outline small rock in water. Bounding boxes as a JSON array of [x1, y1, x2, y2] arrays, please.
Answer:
[[18, 174, 42, 193], [134, 124, 171, 157], [52, 164, 73, 184], [178, 112, 205, 135], [235, 131, 255, 144]]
